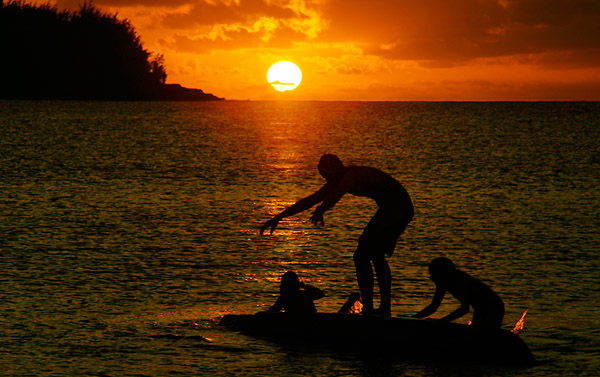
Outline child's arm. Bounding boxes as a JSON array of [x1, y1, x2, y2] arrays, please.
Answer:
[[267, 296, 284, 312], [440, 301, 469, 322], [439, 273, 472, 322], [301, 282, 325, 300], [414, 285, 445, 318]]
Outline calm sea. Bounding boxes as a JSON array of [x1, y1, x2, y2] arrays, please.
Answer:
[[1, 101, 598, 376]]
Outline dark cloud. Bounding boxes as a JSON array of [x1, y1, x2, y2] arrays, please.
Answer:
[[321, 0, 600, 66]]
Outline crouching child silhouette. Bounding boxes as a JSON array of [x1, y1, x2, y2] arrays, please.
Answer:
[[267, 271, 325, 315], [414, 257, 505, 329]]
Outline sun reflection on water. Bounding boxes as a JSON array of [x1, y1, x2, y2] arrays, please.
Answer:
[[512, 309, 528, 334]]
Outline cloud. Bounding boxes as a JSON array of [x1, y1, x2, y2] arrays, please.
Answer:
[[159, 18, 310, 53], [127, 0, 326, 54], [320, 0, 600, 67], [269, 80, 294, 84], [155, 0, 298, 28], [45, 0, 600, 68]]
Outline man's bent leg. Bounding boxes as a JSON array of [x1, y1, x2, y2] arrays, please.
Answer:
[[353, 250, 374, 314], [372, 255, 391, 316]]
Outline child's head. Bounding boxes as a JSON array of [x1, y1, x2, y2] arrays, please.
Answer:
[[428, 257, 456, 283], [280, 271, 301, 295]]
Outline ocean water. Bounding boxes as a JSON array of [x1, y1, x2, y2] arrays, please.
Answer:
[[0, 100, 598, 376]]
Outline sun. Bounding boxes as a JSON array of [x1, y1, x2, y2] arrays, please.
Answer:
[[267, 61, 302, 92]]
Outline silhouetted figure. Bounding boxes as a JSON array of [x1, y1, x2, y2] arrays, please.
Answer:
[[261, 154, 414, 316], [414, 257, 505, 328], [267, 271, 324, 314]]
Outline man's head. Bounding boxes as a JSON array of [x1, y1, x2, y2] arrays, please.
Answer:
[[429, 257, 456, 283], [318, 154, 344, 180]]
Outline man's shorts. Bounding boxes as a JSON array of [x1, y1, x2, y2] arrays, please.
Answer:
[[357, 205, 413, 258]]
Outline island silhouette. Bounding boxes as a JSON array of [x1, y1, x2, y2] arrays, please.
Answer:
[[0, 0, 223, 101]]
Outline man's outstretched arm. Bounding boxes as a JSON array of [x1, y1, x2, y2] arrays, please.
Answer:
[[260, 186, 328, 234]]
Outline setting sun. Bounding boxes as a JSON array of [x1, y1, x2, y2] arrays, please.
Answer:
[[267, 61, 302, 92]]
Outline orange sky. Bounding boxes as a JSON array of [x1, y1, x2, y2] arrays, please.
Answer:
[[45, 0, 600, 100]]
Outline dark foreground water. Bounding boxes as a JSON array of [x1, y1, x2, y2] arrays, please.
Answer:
[[1, 101, 599, 376]]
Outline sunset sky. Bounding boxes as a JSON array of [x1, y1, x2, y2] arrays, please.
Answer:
[[42, 0, 600, 100]]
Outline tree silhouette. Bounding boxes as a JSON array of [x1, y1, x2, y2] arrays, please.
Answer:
[[0, 1, 220, 100], [150, 54, 167, 85]]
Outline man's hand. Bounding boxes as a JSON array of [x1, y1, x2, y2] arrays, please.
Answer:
[[309, 208, 324, 226], [260, 217, 280, 235]]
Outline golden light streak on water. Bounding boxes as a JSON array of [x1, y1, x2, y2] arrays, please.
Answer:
[[337, 293, 363, 314], [349, 298, 363, 314], [512, 309, 528, 334]]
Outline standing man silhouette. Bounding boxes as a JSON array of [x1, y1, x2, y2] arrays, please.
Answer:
[[260, 154, 414, 316]]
